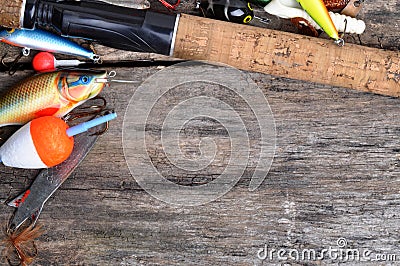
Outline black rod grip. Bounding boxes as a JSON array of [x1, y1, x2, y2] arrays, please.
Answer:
[[24, 0, 178, 55]]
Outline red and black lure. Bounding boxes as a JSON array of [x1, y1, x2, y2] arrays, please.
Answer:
[[198, 0, 255, 24]]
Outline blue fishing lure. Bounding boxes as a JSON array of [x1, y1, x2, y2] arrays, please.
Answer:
[[0, 28, 100, 62]]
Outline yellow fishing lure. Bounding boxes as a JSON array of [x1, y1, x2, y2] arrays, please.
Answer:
[[296, 0, 342, 44]]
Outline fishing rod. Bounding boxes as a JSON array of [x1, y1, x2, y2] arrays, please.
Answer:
[[0, 0, 179, 55], [0, 0, 398, 97]]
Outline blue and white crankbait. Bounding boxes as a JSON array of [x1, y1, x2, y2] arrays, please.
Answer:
[[0, 28, 101, 62]]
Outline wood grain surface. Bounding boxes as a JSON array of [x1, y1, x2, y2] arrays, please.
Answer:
[[0, 0, 399, 265]]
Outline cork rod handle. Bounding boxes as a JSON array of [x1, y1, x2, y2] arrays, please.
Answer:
[[173, 14, 400, 97], [0, 0, 25, 28]]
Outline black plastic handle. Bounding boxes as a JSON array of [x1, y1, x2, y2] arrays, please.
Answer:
[[24, 0, 178, 55]]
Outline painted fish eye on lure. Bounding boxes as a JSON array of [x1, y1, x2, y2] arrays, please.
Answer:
[[59, 71, 106, 102], [80, 75, 90, 84], [0, 27, 16, 38], [230, 4, 254, 23]]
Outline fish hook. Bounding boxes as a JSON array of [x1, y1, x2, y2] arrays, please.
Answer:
[[1, 52, 9, 69], [377, 36, 384, 49], [64, 96, 108, 122], [63, 97, 113, 136], [1, 51, 24, 76], [71, 108, 114, 136], [357, 35, 363, 46], [334, 18, 347, 47], [342, 34, 358, 45], [90, 110, 114, 136]]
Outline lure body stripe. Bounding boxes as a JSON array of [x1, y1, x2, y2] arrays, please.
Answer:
[[296, 0, 339, 40], [0, 29, 97, 60]]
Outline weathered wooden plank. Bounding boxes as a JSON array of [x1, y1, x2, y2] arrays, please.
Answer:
[[0, 65, 399, 265], [0, 0, 398, 265]]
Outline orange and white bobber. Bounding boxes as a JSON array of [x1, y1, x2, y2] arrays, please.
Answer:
[[0, 113, 116, 169]]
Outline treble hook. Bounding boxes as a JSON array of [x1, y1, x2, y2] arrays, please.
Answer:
[[1, 51, 24, 76], [1, 52, 8, 69], [90, 110, 113, 136], [63, 96, 113, 136], [64, 96, 107, 122]]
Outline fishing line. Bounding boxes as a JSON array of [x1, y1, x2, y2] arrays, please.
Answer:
[[0, 59, 188, 73]]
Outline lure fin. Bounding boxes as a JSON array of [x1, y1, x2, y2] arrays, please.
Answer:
[[34, 107, 60, 117]]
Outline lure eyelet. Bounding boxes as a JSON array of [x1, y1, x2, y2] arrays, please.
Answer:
[[93, 54, 102, 64], [335, 38, 345, 47], [22, 48, 30, 57]]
